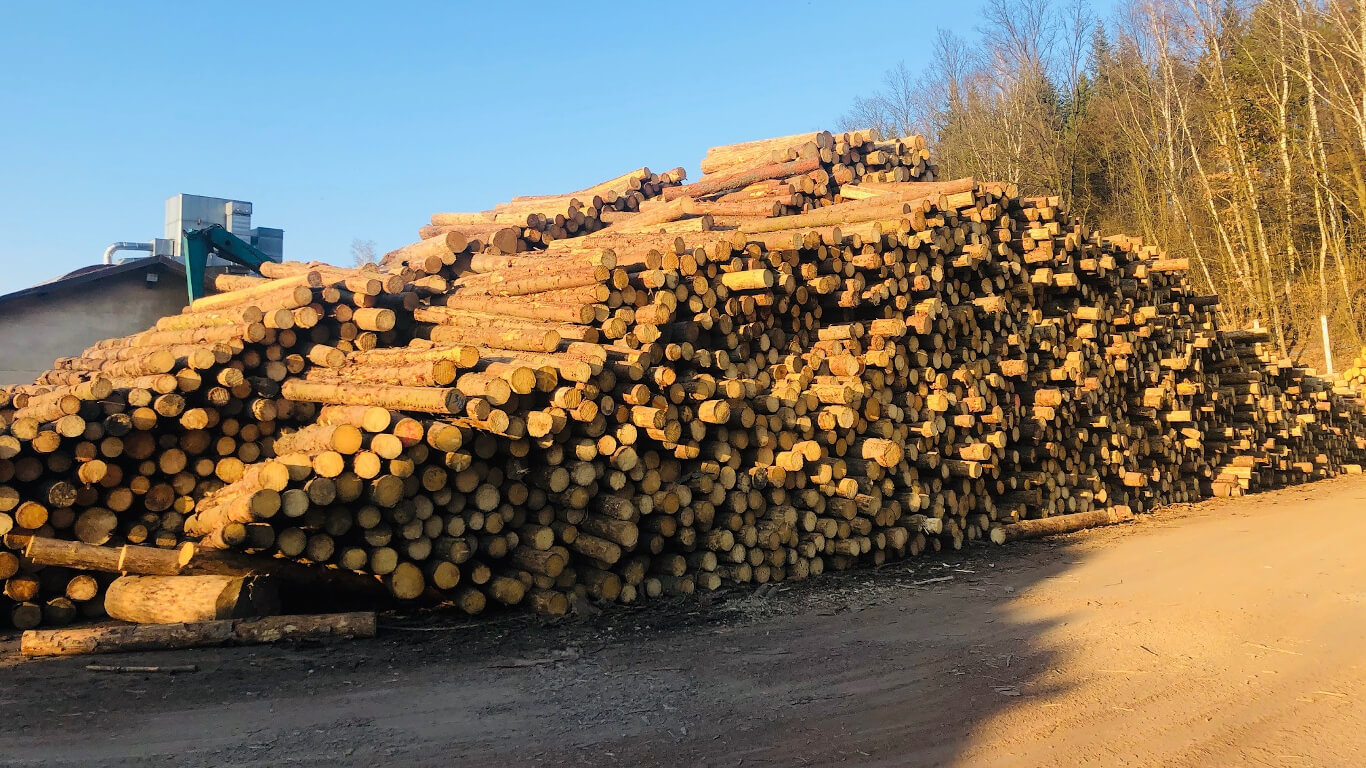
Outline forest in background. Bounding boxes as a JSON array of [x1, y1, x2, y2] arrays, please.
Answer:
[[842, 0, 1366, 371]]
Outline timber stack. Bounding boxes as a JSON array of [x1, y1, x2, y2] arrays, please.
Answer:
[[1208, 332, 1366, 494], [385, 167, 687, 269], [2, 129, 1365, 632]]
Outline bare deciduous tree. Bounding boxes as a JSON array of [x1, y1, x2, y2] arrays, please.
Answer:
[[351, 239, 378, 268], [838, 0, 1366, 366], [839, 61, 923, 138]]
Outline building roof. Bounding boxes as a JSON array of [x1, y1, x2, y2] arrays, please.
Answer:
[[0, 255, 186, 308]]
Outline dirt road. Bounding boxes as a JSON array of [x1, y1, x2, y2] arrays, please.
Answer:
[[3, 475, 1366, 767]]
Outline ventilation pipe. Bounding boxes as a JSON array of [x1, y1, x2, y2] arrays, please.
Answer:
[[103, 241, 153, 265]]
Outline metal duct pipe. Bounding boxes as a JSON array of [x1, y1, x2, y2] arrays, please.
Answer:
[[103, 241, 153, 265]]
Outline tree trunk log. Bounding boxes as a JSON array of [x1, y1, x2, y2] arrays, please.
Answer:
[[990, 506, 1135, 544], [104, 575, 279, 624], [21, 612, 377, 657]]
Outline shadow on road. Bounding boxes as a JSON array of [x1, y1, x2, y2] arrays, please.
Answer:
[[0, 535, 1089, 768]]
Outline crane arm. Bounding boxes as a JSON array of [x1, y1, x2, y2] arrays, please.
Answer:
[[182, 224, 276, 302]]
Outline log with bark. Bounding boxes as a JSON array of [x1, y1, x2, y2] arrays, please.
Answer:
[[21, 611, 377, 656], [104, 574, 279, 623]]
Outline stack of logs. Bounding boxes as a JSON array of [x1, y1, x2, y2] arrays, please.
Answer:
[[1207, 333, 1366, 494], [3, 128, 1365, 631], [390, 167, 688, 263]]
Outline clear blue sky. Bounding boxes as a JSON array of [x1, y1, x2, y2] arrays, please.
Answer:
[[0, 1, 989, 295]]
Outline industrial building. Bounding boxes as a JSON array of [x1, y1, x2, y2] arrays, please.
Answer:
[[0, 194, 283, 385]]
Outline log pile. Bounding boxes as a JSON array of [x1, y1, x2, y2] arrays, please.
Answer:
[[2, 128, 1366, 632], [387, 166, 687, 268], [0, 262, 438, 627], [1342, 347, 1366, 391], [1208, 333, 1366, 494]]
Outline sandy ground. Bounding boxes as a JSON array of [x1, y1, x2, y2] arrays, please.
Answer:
[[2, 475, 1366, 767]]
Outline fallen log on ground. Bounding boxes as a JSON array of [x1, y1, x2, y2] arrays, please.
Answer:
[[989, 506, 1136, 545], [20, 612, 377, 657]]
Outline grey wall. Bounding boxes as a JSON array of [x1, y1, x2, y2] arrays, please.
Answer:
[[0, 268, 188, 385]]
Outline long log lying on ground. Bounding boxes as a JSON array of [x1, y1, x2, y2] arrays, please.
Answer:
[[20, 612, 377, 656], [989, 506, 1136, 544]]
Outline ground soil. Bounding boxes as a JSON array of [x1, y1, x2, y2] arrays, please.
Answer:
[[3, 475, 1366, 767]]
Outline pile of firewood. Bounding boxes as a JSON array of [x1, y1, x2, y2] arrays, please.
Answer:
[[3, 129, 1365, 634]]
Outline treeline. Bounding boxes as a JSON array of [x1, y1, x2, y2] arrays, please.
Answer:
[[843, 0, 1366, 369]]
